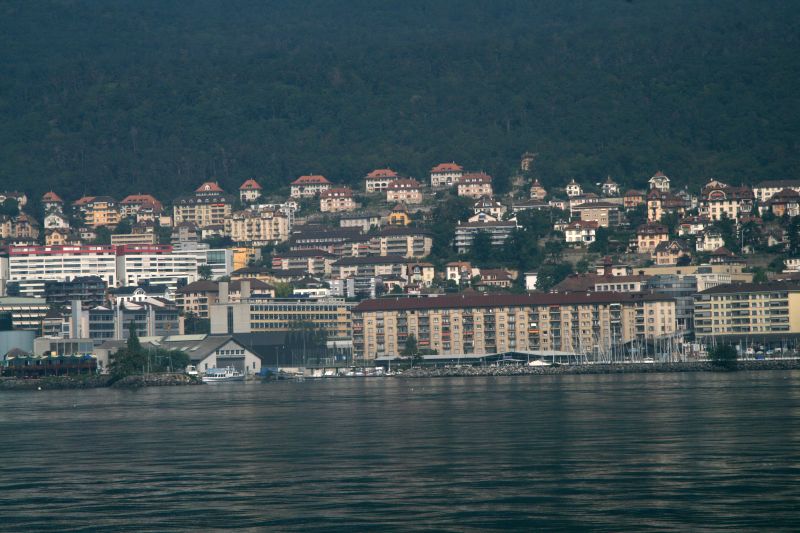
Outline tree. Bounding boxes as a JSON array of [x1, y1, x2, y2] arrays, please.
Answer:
[[469, 230, 493, 265], [751, 267, 768, 283], [0, 199, 19, 218], [576, 258, 590, 273], [709, 344, 738, 371], [536, 263, 573, 292], [273, 282, 294, 298], [676, 254, 692, 266], [198, 264, 213, 280], [93, 226, 111, 245], [588, 227, 610, 254], [768, 257, 786, 272], [113, 217, 133, 235], [543, 240, 565, 263]]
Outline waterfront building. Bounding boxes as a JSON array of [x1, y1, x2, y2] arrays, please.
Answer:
[[6, 245, 118, 297], [694, 281, 800, 343], [352, 292, 676, 360], [176, 278, 274, 319], [0, 296, 50, 331]]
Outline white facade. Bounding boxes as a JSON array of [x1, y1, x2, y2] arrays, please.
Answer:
[[116, 251, 199, 291], [7, 245, 118, 297]]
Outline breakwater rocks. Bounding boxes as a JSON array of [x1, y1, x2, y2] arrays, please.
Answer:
[[0, 375, 112, 391], [398, 359, 800, 378], [110, 373, 202, 389]]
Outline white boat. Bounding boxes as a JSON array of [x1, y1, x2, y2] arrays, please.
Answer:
[[202, 367, 245, 383]]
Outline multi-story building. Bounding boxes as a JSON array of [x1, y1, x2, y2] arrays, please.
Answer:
[[239, 179, 263, 203], [119, 194, 163, 219], [457, 173, 493, 199], [352, 292, 676, 359], [110, 232, 158, 246], [753, 180, 800, 203], [290, 175, 331, 198], [530, 179, 547, 200], [80, 300, 183, 343], [320, 188, 357, 212], [272, 249, 336, 276], [42, 191, 64, 213], [648, 171, 671, 192], [647, 190, 689, 222], [370, 227, 432, 258], [767, 188, 800, 218], [43, 276, 107, 309], [700, 181, 754, 221], [364, 169, 399, 193], [564, 220, 598, 245], [694, 281, 800, 342], [601, 177, 620, 197], [331, 255, 408, 280], [82, 197, 120, 227], [209, 286, 353, 340], [6, 245, 118, 297], [636, 223, 669, 254], [430, 162, 463, 188], [653, 239, 692, 265], [573, 202, 621, 228], [455, 220, 516, 253], [115, 245, 199, 292], [226, 208, 290, 245], [0, 296, 50, 331], [623, 190, 646, 209], [339, 213, 382, 232], [473, 196, 507, 218], [565, 179, 583, 197], [173, 182, 233, 229], [176, 278, 274, 319], [386, 179, 423, 204]]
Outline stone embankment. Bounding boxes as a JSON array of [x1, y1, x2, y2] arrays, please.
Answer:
[[0, 373, 201, 391], [399, 360, 800, 378]]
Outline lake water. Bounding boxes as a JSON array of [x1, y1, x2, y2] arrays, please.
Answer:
[[1, 371, 799, 531]]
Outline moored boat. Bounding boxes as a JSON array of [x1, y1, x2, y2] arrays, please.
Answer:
[[202, 367, 245, 383]]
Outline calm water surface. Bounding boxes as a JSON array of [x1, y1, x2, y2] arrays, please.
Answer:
[[1, 371, 799, 531]]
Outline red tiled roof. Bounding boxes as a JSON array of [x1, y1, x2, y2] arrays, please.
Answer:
[[387, 179, 421, 190], [431, 162, 463, 173], [459, 172, 493, 184], [120, 194, 162, 209], [320, 187, 354, 198], [42, 191, 63, 203], [366, 168, 398, 179], [195, 181, 224, 193], [292, 175, 331, 185], [72, 196, 96, 206], [565, 220, 599, 230], [239, 179, 262, 190]]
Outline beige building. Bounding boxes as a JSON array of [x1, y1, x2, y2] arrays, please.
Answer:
[[635, 263, 753, 285], [290, 175, 331, 198], [530, 179, 547, 200], [226, 208, 290, 245], [386, 179, 423, 204], [636, 223, 669, 253], [176, 279, 274, 319], [352, 292, 676, 360], [430, 162, 463, 188], [320, 188, 357, 212], [574, 202, 621, 228], [82, 196, 121, 227], [173, 182, 233, 229], [457, 173, 493, 198], [365, 169, 399, 193], [210, 291, 353, 340], [700, 182, 754, 221], [695, 281, 800, 341], [111, 232, 158, 246], [370, 227, 432, 258], [753, 180, 800, 203]]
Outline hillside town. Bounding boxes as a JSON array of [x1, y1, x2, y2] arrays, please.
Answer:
[[2, 153, 800, 377]]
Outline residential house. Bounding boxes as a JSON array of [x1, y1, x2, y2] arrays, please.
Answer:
[[678, 216, 709, 237], [445, 262, 480, 285], [42, 191, 64, 213], [601, 176, 620, 197], [653, 239, 692, 265], [290, 175, 331, 198], [768, 188, 800, 217], [696, 229, 725, 252], [457, 173, 493, 199], [753, 180, 800, 203], [386, 179, 423, 204], [636, 223, 669, 253], [120, 194, 163, 219], [320, 187, 357, 212], [648, 171, 670, 191], [477, 269, 514, 289], [623, 190, 646, 209], [565, 179, 582, 197], [573, 202, 621, 228], [387, 203, 411, 226], [430, 162, 463, 188], [226, 208, 289, 245], [339, 213, 382, 232], [407, 262, 435, 287], [239, 179, 263, 203], [564, 220, 598, 245], [365, 168, 399, 193], [473, 196, 506, 218], [647, 189, 689, 222], [530, 179, 547, 200]]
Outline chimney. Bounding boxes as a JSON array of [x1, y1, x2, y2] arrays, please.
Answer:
[[241, 280, 251, 300], [219, 281, 229, 304], [71, 300, 82, 338]]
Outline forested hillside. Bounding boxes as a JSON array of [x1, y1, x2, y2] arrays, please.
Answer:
[[1, 0, 798, 200]]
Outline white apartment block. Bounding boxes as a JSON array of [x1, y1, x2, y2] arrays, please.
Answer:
[[6, 245, 118, 297]]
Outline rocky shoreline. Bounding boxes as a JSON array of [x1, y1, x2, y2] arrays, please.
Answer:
[[0, 373, 202, 391], [398, 360, 800, 378]]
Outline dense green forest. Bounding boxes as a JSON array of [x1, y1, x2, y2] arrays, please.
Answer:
[[1, 0, 798, 201]]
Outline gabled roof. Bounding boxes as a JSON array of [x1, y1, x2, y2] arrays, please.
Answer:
[[195, 181, 224, 193], [431, 162, 463, 173], [73, 196, 96, 206], [459, 172, 492, 184], [320, 187, 354, 198], [565, 220, 599, 230], [42, 191, 63, 203], [650, 171, 669, 180], [366, 168, 398, 179], [755, 179, 800, 189], [292, 175, 330, 185], [387, 179, 421, 190], [239, 179, 262, 190], [637, 223, 669, 235], [654, 239, 691, 253]]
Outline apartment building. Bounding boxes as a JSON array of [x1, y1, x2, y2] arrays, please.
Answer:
[[290, 175, 331, 198], [226, 208, 290, 245], [115, 245, 199, 291], [119, 194, 163, 218], [320, 188, 357, 212], [365, 168, 399, 193], [331, 255, 408, 280], [81, 197, 121, 227], [455, 220, 516, 253], [0, 296, 50, 331], [694, 281, 800, 341], [272, 249, 336, 276], [430, 162, 463, 188], [386, 179, 423, 204], [753, 180, 800, 203], [209, 285, 353, 340], [6, 245, 119, 297], [176, 278, 274, 319], [173, 182, 233, 228], [352, 292, 676, 360], [699, 182, 754, 221], [636, 223, 669, 253], [573, 202, 621, 228], [370, 227, 432, 258], [457, 173, 493, 198]]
